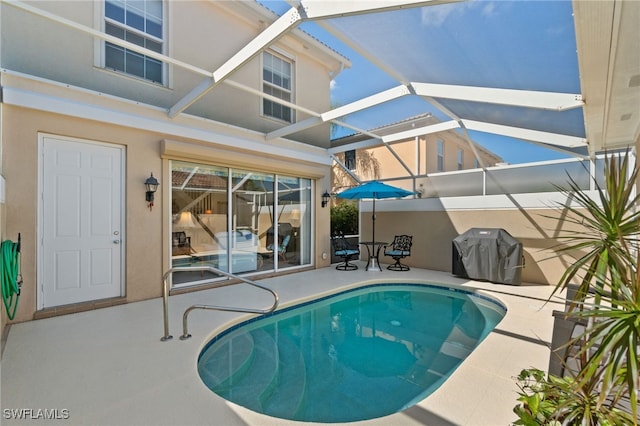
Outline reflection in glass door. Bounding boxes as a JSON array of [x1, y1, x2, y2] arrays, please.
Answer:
[[231, 170, 274, 273], [277, 176, 311, 267], [171, 161, 228, 286]]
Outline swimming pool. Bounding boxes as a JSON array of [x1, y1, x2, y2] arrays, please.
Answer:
[[197, 283, 506, 422]]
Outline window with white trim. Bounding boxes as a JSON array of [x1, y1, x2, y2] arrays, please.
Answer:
[[437, 139, 444, 172], [104, 0, 164, 84], [263, 51, 294, 123], [457, 148, 464, 170]]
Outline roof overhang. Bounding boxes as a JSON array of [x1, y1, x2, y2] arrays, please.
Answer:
[[573, 0, 640, 154]]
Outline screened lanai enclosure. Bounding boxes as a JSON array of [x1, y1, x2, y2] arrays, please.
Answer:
[[2, 0, 636, 190], [3, 0, 637, 198], [252, 0, 638, 189], [2, 0, 638, 289]]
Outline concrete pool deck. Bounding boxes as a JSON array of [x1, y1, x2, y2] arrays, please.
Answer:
[[1, 266, 563, 425]]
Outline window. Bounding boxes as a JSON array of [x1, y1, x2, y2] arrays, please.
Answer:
[[104, 0, 164, 84], [457, 149, 464, 170], [263, 51, 294, 122], [437, 140, 444, 172], [344, 150, 356, 171]]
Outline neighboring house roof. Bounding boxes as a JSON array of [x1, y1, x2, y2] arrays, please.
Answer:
[[333, 113, 439, 140], [331, 113, 504, 163]]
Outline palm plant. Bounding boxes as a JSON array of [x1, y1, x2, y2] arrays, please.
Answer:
[[514, 150, 640, 425]]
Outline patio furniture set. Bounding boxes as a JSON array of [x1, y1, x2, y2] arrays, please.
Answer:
[[332, 180, 416, 272], [332, 233, 413, 272]]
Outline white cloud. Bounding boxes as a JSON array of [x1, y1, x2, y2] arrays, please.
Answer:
[[330, 80, 337, 91], [481, 2, 496, 17], [421, 1, 496, 27], [420, 4, 458, 27]]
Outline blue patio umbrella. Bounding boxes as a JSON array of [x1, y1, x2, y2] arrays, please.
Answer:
[[337, 181, 415, 246]]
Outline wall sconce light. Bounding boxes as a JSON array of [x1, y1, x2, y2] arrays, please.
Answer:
[[321, 191, 331, 208], [144, 173, 159, 211]]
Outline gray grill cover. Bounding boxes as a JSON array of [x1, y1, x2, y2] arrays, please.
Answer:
[[453, 228, 522, 285]]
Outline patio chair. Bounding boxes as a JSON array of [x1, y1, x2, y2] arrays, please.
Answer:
[[267, 234, 291, 261], [383, 235, 413, 271], [331, 233, 360, 271]]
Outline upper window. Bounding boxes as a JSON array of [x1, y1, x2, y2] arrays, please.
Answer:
[[263, 51, 294, 123], [104, 0, 164, 84], [457, 149, 464, 170], [344, 150, 356, 171], [437, 140, 444, 172]]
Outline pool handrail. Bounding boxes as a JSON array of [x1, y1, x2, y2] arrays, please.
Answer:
[[161, 266, 279, 341]]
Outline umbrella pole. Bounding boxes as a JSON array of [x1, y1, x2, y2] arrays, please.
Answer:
[[369, 198, 381, 271], [372, 198, 375, 246]]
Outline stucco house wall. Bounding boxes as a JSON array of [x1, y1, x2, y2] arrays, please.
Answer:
[[365, 132, 502, 179], [362, 204, 575, 286], [1, 96, 334, 323]]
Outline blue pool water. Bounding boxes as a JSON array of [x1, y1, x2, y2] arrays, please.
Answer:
[[197, 283, 506, 422]]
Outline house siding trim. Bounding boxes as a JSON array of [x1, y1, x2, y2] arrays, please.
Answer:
[[161, 139, 326, 178]]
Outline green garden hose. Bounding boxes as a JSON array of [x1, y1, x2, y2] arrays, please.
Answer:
[[1, 236, 21, 320]]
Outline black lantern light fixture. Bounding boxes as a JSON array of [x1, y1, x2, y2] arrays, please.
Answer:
[[321, 191, 331, 208], [144, 173, 159, 211]]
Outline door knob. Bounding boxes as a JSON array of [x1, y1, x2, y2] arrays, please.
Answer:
[[113, 240, 121, 244]]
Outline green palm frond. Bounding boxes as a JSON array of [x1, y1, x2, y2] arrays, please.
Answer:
[[533, 149, 639, 424]]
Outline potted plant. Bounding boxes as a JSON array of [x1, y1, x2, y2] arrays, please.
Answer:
[[513, 150, 639, 425]]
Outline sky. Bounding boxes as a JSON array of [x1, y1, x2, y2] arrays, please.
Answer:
[[259, 0, 583, 164]]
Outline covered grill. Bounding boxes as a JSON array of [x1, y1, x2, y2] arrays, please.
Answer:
[[452, 228, 523, 285]]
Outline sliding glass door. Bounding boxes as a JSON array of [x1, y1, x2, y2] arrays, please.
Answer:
[[277, 176, 311, 267], [231, 169, 273, 272], [171, 160, 313, 287]]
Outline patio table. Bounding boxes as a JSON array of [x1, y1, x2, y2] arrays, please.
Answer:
[[359, 241, 388, 272]]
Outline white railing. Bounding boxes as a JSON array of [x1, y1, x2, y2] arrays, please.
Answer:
[[161, 266, 279, 342]]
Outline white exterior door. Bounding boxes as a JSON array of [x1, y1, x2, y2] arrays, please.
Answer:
[[40, 136, 124, 308]]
